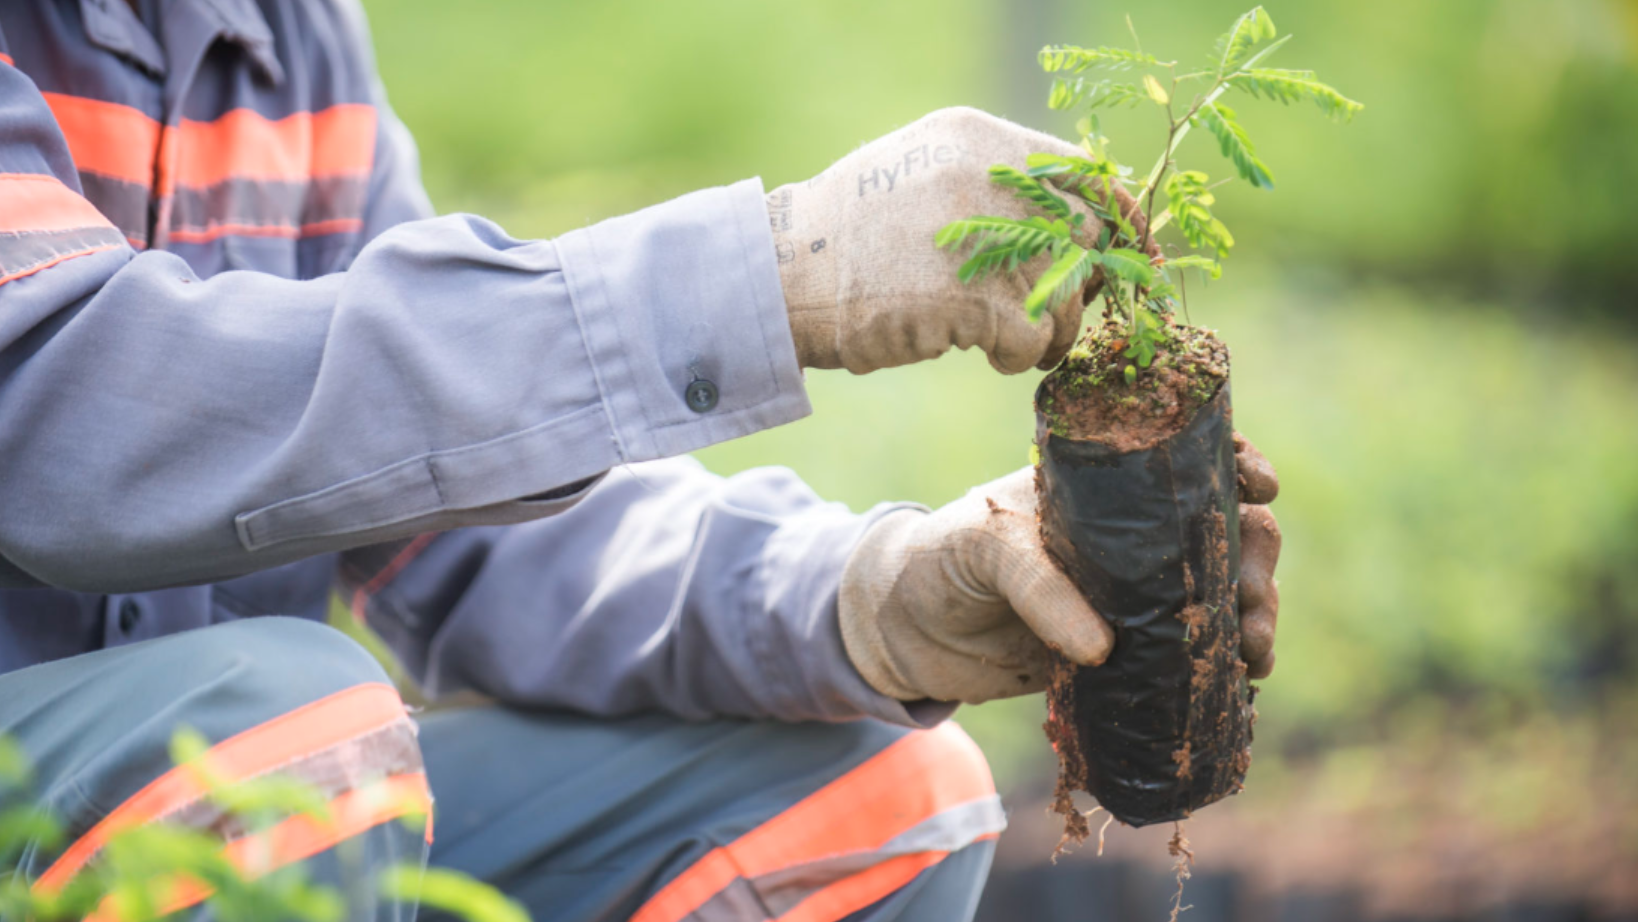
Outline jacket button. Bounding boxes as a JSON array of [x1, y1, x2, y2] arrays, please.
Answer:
[[685, 379, 719, 413], [117, 599, 142, 633]]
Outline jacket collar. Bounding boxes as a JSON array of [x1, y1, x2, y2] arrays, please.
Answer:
[[192, 0, 285, 85], [79, 0, 285, 86]]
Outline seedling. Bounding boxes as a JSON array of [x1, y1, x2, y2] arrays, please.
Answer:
[[936, 7, 1359, 846], [936, 5, 1360, 371]]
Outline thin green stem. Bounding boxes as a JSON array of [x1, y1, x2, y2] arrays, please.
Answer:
[[1139, 34, 1290, 191]]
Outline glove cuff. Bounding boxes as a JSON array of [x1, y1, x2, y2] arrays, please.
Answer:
[[837, 507, 926, 701]]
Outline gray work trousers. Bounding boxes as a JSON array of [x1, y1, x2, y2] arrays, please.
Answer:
[[0, 619, 1000, 922]]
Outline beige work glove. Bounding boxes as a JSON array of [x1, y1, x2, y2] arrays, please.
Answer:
[[839, 437, 1284, 705], [769, 106, 1148, 375]]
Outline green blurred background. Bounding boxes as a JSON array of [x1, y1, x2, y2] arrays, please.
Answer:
[[363, 0, 1635, 913]]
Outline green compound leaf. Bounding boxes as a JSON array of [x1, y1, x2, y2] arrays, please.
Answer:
[[988, 165, 1072, 219], [1038, 44, 1159, 73], [1198, 102, 1274, 189], [1024, 245, 1099, 322], [1144, 280, 1180, 306], [1213, 7, 1278, 76], [1024, 152, 1120, 180], [1085, 81, 1148, 110], [1048, 77, 1088, 110], [1096, 247, 1156, 287], [936, 216, 1068, 283], [1166, 171, 1235, 259], [1163, 255, 1224, 279], [1231, 68, 1364, 121]]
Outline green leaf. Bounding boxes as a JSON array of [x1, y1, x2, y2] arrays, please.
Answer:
[[1213, 7, 1278, 76], [1097, 248, 1156, 287], [1123, 307, 1169, 368], [1231, 68, 1364, 121], [1164, 255, 1224, 279], [1023, 245, 1099, 322], [1142, 74, 1170, 106], [168, 727, 212, 769], [1024, 152, 1118, 180], [937, 216, 1067, 284], [1053, 78, 1089, 111], [1086, 81, 1147, 110], [380, 866, 531, 922], [1198, 103, 1274, 189], [1047, 77, 1084, 111], [0, 805, 62, 857], [935, 216, 1029, 249], [1038, 45, 1159, 73], [211, 774, 334, 827], [1063, 177, 1139, 244], [988, 165, 1071, 219], [1145, 280, 1180, 305], [1123, 364, 1138, 384], [0, 737, 31, 789], [1166, 171, 1236, 259]]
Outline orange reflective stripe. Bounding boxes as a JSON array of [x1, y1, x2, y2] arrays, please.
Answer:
[[0, 244, 124, 287], [779, 850, 952, 922], [171, 104, 376, 189], [80, 772, 432, 922], [0, 173, 115, 233], [631, 722, 996, 922], [0, 53, 14, 67], [165, 219, 364, 245], [35, 682, 408, 894], [41, 94, 162, 186], [41, 95, 373, 189]]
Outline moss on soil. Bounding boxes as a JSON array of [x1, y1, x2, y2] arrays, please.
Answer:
[[1039, 316, 1230, 451]]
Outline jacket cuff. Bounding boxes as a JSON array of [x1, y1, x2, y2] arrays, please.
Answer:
[[553, 178, 810, 462], [759, 499, 958, 728]]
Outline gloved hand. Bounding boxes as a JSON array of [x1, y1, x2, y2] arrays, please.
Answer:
[[769, 106, 1148, 375], [839, 436, 1283, 704]]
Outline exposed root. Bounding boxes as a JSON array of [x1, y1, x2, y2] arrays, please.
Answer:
[[1051, 804, 1102, 863], [1167, 822, 1194, 922], [1042, 648, 1092, 855], [1097, 813, 1115, 857]]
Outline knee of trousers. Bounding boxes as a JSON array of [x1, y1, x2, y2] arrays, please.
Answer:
[[627, 720, 1007, 922], [13, 618, 427, 892]]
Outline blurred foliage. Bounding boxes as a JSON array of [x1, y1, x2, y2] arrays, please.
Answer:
[[361, 0, 1635, 784], [369, 0, 1635, 317], [0, 732, 508, 922]]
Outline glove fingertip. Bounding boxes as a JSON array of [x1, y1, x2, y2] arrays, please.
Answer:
[[1057, 604, 1114, 667]]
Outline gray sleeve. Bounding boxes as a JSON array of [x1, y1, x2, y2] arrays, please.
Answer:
[[343, 458, 956, 728], [0, 172, 809, 591]]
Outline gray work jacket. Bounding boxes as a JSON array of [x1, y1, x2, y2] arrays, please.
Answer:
[[0, 0, 944, 727]]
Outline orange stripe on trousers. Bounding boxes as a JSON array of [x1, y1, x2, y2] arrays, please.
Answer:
[[80, 771, 433, 922], [34, 682, 410, 894], [0, 173, 115, 234], [780, 849, 965, 922], [630, 721, 996, 922]]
